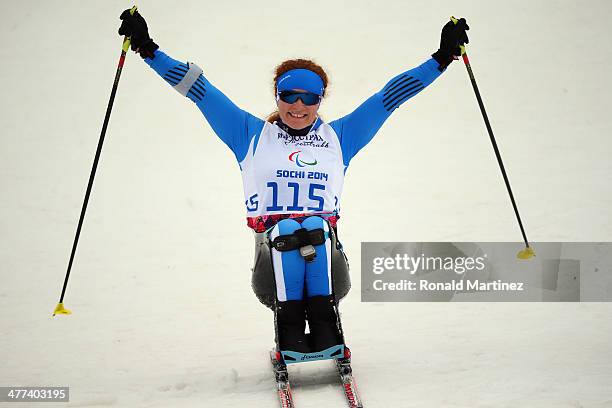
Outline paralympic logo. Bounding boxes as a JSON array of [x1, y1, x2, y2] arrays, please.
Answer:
[[288, 150, 317, 167]]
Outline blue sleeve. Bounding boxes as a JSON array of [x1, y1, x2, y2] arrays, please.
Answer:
[[144, 49, 264, 163], [329, 58, 443, 167]]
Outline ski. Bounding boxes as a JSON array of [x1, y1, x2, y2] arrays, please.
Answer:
[[270, 350, 295, 408], [270, 347, 363, 408], [335, 349, 364, 408]]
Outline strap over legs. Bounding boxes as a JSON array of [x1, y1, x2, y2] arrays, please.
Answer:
[[270, 228, 326, 262]]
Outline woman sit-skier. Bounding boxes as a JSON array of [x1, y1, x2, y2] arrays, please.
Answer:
[[117, 10, 469, 354]]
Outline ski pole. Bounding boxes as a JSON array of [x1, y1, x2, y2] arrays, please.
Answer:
[[53, 5, 138, 316], [450, 16, 534, 259]]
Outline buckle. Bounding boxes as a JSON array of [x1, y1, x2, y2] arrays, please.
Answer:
[[299, 245, 316, 262]]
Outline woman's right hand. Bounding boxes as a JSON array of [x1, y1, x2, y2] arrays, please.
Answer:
[[118, 9, 158, 59]]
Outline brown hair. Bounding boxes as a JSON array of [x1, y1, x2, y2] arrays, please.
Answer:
[[267, 58, 329, 123]]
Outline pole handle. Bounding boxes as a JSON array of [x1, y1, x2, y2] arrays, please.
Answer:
[[121, 5, 138, 52], [450, 16, 467, 56]]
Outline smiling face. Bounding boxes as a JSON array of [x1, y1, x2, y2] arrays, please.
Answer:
[[277, 89, 321, 130]]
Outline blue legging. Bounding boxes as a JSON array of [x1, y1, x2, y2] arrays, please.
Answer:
[[269, 216, 332, 301]]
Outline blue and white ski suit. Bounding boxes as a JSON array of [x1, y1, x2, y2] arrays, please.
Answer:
[[145, 50, 443, 301]]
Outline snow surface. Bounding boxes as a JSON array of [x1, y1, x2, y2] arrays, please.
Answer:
[[1, 0, 612, 407]]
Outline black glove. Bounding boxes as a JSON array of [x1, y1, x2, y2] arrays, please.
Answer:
[[118, 9, 159, 59], [432, 18, 470, 71]]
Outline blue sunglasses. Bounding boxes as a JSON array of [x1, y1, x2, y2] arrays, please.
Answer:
[[277, 90, 322, 106]]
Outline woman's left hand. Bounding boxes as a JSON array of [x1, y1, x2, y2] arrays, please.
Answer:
[[432, 17, 470, 70]]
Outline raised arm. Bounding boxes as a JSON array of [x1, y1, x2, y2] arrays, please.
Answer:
[[329, 58, 442, 167], [329, 18, 470, 167], [144, 50, 264, 163], [118, 10, 264, 163]]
